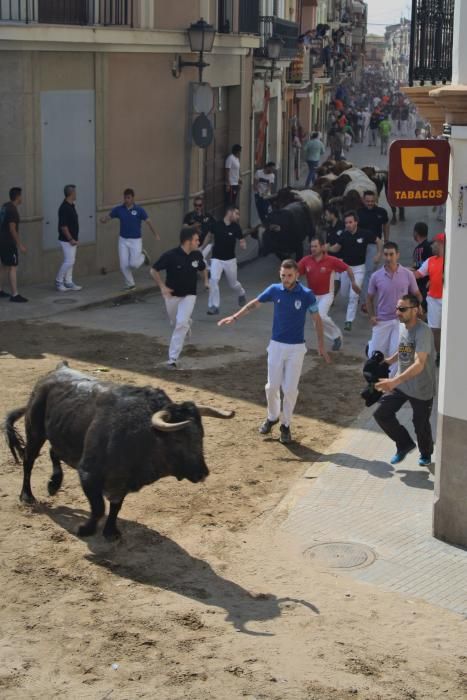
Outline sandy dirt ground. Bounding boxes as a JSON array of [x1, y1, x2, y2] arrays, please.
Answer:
[[1, 321, 466, 700]]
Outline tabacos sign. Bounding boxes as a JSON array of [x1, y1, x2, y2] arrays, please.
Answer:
[[387, 139, 450, 207]]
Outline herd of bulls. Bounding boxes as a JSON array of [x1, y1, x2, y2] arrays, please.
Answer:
[[260, 158, 402, 262]]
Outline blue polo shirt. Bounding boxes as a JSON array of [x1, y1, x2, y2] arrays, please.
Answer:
[[110, 204, 148, 239], [257, 282, 318, 344]]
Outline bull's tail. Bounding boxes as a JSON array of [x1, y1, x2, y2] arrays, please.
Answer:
[[3, 407, 26, 463]]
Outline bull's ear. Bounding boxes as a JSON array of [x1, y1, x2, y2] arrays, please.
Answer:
[[56, 360, 69, 369], [151, 410, 191, 432]]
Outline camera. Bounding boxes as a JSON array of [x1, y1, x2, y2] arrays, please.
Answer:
[[360, 350, 389, 407]]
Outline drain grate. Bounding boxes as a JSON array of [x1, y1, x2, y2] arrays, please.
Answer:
[[303, 542, 376, 570]]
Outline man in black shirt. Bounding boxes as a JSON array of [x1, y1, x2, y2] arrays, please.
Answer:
[[151, 227, 208, 368], [0, 186, 28, 302], [357, 190, 389, 312], [324, 204, 345, 296], [55, 184, 82, 292], [412, 221, 432, 311], [329, 210, 382, 331], [183, 196, 216, 270], [204, 206, 247, 315]]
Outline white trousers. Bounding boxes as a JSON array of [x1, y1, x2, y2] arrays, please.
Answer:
[[427, 296, 442, 329], [118, 237, 144, 286], [361, 243, 377, 302], [316, 292, 342, 342], [208, 258, 245, 309], [56, 241, 77, 284], [340, 264, 365, 322], [265, 340, 307, 427], [202, 243, 213, 270], [164, 295, 197, 362], [368, 319, 401, 377]]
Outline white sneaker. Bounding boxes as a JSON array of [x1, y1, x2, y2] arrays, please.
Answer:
[[55, 282, 71, 292], [64, 282, 83, 291]]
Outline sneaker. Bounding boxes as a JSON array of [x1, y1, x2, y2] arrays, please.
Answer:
[[344, 321, 352, 332], [122, 284, 136, 291], [259, 418, 279, 435], [55, 282, 71, 292], [332, 336, 342, 351], [390, 444, 416, 465], [279, 424, 292, 444], [418, 454, 432, 467], [166, 361, 177, 370], [9, 294, 28, 303], [142, 248, 151, 266], [64, 282, 82, 291], [0, 290, 10, 299], [238, 294, 247, 306], [207, 306, 219, 315]]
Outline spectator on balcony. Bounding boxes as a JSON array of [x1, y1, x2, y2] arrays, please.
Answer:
[[303, 133, 325, 188]]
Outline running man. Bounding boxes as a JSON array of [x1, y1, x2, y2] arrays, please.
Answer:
[[298, 235, 361, 351], [374, 294, 436, 467], [367, 241, 421, 375], [329, 210, 383, 331], [151, 227, 208, 369], [218, 259, 330, 444], [204, 206, 247, 315], [101, 188, 159, 290], [183, 196, 216, 268]]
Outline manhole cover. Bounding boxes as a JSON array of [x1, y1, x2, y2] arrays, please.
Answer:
[[53, 298, 78, 305], [303, 542, 376, 570]]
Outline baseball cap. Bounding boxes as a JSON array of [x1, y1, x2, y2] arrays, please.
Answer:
[[434, 233, 446, 242]]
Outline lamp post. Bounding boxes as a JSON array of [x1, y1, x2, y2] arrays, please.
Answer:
[[172, 18, 216, 84], [266, 35, 283, 81]]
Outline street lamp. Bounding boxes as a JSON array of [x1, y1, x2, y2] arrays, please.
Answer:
[[172, 18, 216, 84], [266, 35, 283, 81]]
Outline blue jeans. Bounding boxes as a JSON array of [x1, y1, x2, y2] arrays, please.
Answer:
[[305, 160, 319, 188]]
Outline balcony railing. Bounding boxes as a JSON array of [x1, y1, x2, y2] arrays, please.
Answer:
[[0, 0, 134, 26], [286, 49, 312, 85], [408, 0, 454, 86], [255, 16, 300, 60]]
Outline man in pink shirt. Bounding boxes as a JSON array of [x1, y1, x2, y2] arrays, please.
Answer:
[[298, 235, 361, 350], [367, 241, 422, 374]]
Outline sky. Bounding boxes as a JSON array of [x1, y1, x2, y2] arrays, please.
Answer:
[[366, 0, 411, 36]]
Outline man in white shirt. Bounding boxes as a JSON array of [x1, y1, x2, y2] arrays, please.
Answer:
[[253, 161, 276, 223], [225, 144, 242, 208]]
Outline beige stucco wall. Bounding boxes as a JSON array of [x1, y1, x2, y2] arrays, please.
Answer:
[[152, 1, 201, 31], [0, 46, 255, 286]]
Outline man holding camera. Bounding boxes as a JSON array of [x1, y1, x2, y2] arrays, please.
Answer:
[[374, 294, 436, 467]]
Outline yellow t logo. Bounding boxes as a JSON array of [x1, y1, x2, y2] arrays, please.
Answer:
[[400, 148, 439, 181]]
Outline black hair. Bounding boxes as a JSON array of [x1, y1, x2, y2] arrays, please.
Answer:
[[265, 161, 276, 168], [311, 234, 326, 245], [413, 221, 428, 238], [400, 293, 420, 307], [383, 241, 399, 252], [363, 190, 376, 198], [344, 210, 359, 222], [232, 144, 242, 154], [9, 187, 22, 201], [180, 226, 199, 244], [325, 204, 339, 217]]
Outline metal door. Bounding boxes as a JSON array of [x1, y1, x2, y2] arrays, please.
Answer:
[[40, 90, 96, 250]]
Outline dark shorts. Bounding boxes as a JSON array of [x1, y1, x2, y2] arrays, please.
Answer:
[[0, 243, 18, 267]]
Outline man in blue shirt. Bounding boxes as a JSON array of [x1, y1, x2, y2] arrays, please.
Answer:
[[101, 188, 159, 290], [218, 259, 330, 444]]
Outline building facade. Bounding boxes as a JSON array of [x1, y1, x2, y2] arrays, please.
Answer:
[[0, 0, 259, 284], [384, 19, 410, 86]]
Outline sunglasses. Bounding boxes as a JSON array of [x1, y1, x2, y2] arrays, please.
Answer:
[[396, 306, 417, 312]]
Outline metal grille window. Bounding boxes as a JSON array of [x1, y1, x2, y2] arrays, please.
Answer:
[[239, 0, 259, 34], [409, 0, 454, 85], [0, 0, 134, 25]]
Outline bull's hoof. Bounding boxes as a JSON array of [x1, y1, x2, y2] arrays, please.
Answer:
[[20, 491, 36, 505], [78, 521, 97, 538], [47, 477, 63, 496], [103, 528, 121, 542]]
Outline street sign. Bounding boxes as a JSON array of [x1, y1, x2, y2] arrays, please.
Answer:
[[192, 113, 213, 148], [387, 139, 450, 207]]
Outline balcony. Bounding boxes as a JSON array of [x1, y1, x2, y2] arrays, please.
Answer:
[[255, 16, 300, 60], [408, 0, 454, 86], [0, 0, 134, 26]]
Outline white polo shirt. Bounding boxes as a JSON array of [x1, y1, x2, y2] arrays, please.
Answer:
[[225, 154, 240, 186]]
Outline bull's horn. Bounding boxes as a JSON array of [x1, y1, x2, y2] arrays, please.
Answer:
[[196, 405, 235, 419], [151, 410, 191, 432]]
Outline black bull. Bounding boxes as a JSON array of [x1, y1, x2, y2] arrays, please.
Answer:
[[3, 362, 234, 540], [261, 201, 314, 261]]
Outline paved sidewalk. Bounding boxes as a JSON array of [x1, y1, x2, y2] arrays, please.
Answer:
[[282, 404, 467, 616]]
